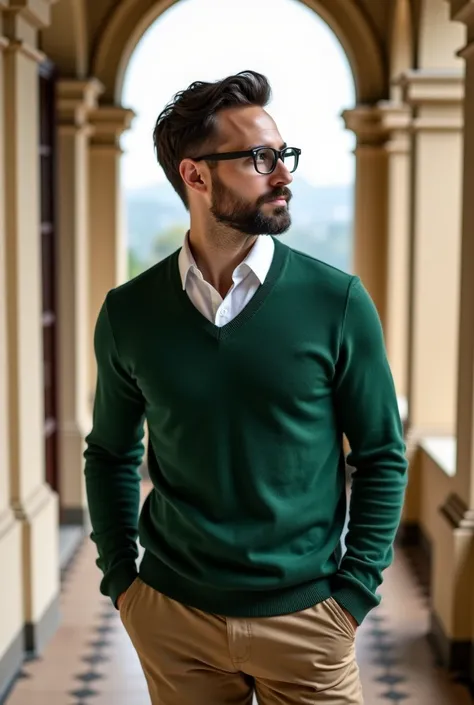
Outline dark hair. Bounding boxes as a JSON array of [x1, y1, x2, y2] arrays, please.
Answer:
[[152, 70, 272, 209]]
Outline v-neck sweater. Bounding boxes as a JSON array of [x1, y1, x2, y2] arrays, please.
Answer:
[[84, 238, 407, 624]]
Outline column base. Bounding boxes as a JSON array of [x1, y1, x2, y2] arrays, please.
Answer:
[[0, 508, 23, 702], [60, 506, 90, 526], [0, 629, 23, 703], [396, 520, 433, 559], [429, 610, 471, 673], [24, 593, 60, 655], [12, 482, 60, 655], [58, 421, 89, 526]]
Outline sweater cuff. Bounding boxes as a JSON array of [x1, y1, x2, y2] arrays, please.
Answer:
[[100, 560, 138, 609], [330, 575, 380, 625]]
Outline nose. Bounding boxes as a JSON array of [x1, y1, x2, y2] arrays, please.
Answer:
[[269, 158, 293, 187]]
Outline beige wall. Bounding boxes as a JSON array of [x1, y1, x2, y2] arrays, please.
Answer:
[[0, 23, 23, 675], [0, 2, 60, 684]]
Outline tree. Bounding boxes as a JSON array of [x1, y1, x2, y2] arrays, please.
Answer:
[[128, 248, 147, 279], [151, 223, 187, 262]]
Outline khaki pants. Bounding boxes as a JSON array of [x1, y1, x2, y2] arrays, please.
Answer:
[[120, 577, 364, 704]]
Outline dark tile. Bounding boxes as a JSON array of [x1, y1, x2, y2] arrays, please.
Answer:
[[371, 655, 400, 668], [82, 653, 109, 666], [95, 625, 114, 635], [370, 628, 392, 640], [370, 641, 395, 652], [380, 691, 410, 702], [75, 671, 103, 683], [69, 687, 100, 699], [87, 639, 110, 650], [100, 611, 116, 620], [376, 674, 407, 686]]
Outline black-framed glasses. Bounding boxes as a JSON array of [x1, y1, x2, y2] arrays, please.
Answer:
[[192, 146, 301, 175]]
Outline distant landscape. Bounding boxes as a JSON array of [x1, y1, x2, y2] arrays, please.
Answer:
[[124, 176, 354, 279]]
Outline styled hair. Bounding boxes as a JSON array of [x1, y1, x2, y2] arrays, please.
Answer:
[[152, 70, 272, 209]]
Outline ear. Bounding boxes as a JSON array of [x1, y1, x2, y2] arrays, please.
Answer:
[[179, 159, 209, 197]]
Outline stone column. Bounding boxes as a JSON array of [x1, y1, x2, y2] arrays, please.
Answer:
[[2, 1, 59, 654], [56, 79, 103, 525], [342, 106, 389, 329], [438, 0, 474, 680], [379, 102, 412, 401], [0, 15, 23, 689], [88, 105, 134, 402], [399, 69, 464, 523]]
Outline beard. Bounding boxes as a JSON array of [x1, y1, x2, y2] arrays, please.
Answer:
[[209, 172, 292, 236]]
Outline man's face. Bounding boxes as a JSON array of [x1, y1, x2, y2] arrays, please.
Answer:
[[208, 106, 294, 236]]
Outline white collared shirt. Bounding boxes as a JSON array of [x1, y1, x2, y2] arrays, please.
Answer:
[[178, 233, 275, 327]]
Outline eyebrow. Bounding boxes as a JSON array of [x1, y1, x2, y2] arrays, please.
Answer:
[[246, 142, 287, 151]]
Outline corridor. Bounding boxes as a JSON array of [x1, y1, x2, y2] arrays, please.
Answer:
[[4, 506, 472, 705]]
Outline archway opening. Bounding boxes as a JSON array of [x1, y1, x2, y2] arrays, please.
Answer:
[[120, 0, 356, 278]]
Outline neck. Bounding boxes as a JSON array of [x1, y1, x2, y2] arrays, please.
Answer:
[[188, 218, 258, 298]]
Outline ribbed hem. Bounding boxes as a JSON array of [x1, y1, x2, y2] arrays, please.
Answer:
[[331, 579, 380, 625], [103, 561, 139, 609], [139, 550, 332, 617]]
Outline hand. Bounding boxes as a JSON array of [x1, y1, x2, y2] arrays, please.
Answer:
[[341, 606, 358, 632], [117, 591, 127, 610]]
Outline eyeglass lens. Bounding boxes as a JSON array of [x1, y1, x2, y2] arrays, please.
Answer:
[[255, 148, 298, 174]]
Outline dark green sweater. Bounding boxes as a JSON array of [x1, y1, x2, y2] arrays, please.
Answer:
[[84, 238, 407, 624]]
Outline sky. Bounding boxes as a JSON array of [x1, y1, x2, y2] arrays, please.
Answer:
[[120, 0, 356, 192]]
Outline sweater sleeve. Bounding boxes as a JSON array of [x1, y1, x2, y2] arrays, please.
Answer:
[[84, 296, 146, 608], [331, 277, 408, 624]]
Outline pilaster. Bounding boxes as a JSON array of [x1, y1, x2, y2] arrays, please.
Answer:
[[342, 106, 389, 328], [56, 78, 103, 524], [378, 101, 412, 401], [0, 24, 23, 700], [2, 0, 59, 659], [399, 69, 463, 442], [88, 105, 134, 404]]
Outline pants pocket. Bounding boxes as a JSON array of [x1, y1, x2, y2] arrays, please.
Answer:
[[324, 597, 356, 640], [119, 577, 143, 621]]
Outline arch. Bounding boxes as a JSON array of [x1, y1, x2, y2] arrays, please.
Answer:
[[91, 0, 385, 105]]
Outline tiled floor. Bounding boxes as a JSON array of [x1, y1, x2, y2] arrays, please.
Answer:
[[4, 489, 473, 705]]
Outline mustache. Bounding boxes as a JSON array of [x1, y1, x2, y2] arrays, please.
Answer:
[[259, 188, 292, 205]]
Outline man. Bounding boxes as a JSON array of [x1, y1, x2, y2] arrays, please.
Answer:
[[84, 70, 407, 704]]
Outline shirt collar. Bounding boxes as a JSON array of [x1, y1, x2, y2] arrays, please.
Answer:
[[178, 231, 275, 290]]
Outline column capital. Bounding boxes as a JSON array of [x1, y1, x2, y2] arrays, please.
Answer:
[[57, 79, 104, 131], [377, 101, 412, 154], [440, 492, 474, 529], [2, 0, 59, 29], [341, 105, 388, 147], [396, 69, 464, 131], [449, 0, 474, 26], [448, 0, 474, 58], [89, 105, 136, 149], [397, 69, 464, 105], [377, 101, 412, 130]]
